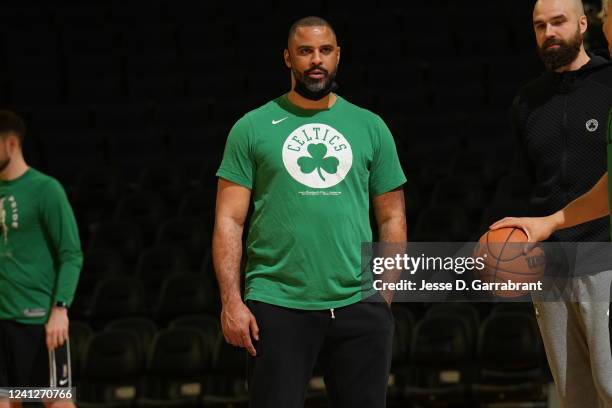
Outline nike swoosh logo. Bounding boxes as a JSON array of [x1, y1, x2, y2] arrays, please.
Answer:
[[272, 117, 288, 125], [59, 379, 68, 386]]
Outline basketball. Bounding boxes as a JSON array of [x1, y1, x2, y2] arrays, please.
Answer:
[[473, 227, 546, 298]]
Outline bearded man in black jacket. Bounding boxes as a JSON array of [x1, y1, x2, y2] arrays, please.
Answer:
[[507, 0, 612, 406]]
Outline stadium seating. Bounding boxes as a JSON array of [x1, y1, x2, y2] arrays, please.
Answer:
[[78, 330, 144, 406], [404, 314, 474, 406], [0, 0, 565, 405], [472, 313, 546, 403], [137, 328, 210, 407]]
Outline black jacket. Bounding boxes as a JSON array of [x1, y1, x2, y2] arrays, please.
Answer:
[[513, 55, 612, 275]]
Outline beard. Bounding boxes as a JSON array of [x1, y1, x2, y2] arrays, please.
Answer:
[[538, 26, 583, 70], [0, 157, 9, 173], [292, 64, 338, 100]]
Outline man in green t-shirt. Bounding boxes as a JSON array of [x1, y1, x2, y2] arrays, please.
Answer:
[[213, 16, 407, 408], [0, 111, 82, 408]]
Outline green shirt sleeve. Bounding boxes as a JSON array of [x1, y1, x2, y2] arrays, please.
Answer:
[[40, 179, 83, 307], [216, 114, 255, 189], [369, 115, 407, 196]]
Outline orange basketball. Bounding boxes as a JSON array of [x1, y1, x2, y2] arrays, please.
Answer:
[[473, 227, 546, 298]]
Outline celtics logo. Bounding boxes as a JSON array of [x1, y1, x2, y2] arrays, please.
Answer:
[[282, 124, 353, 188]]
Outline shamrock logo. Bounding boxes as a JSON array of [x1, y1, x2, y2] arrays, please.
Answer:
[[297, 143, 339, 181]]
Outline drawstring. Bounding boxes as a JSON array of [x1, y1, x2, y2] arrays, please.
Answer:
[[330, 308, 335, 319]]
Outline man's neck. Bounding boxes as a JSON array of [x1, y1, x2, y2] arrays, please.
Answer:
[[287, 90, 337, 110], [555, 47, 591, 73], [0, 161, 29, 182]]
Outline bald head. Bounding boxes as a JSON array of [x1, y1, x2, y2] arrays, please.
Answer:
[[288, 16, 336, 46], [534, 0, 585, 19]]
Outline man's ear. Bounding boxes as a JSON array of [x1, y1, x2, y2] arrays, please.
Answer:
[[284, 49, 291, 68], [579, 14, 588, 34], [337, 46, 341, 64]]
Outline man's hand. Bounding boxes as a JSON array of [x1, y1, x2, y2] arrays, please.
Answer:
[[45, 306, 69, 351], [489, 214, 560, 252], [221, 299, 259, 357]]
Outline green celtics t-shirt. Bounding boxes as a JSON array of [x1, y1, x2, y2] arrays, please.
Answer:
[[217, 94, 406, 310]]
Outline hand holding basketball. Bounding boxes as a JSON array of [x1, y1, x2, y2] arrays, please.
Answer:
[[489, 215, 559, 253]]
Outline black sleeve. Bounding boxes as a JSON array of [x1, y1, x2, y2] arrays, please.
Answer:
[[511, 93, 536, 183]]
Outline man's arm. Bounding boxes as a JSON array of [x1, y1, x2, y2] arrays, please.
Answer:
[[490, 173, 609, 243], [372, 187, 407, 304], [41, 180, 83, 351], [212, 178, 259, 356]]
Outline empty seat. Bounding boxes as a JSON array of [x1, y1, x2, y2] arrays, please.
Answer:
[[136, 244, 190, 298], [425, 303, 481, 354], [155, 274, 216, 323], [88, 277, 147, 324], [88, 221, 144, 266], [404, 314, 474, 404], [73, 167, 125, 227], [69, 321, 94, 381], [106, 129, 167, 172], [389, 305, 415, 392], [156, 217, 211, 267], [169, 314, 221, 351], [137, 328, 210, 406], [203, 334, 249, 406], [472, 313, 545, 402], [39, 131, 106, 182], [105, 317, 158, 355], [113, 191, 165, 241], [136, 163, 189, 208], [79, 330, 144, 405], [178, 190, 215, 221], [77, 248, 125, 296]]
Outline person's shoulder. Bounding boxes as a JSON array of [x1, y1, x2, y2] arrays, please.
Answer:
[[29, 169, 65, 194], [515, 71, 551, 103], [337, 95, 383, 123], [239, 96, 286, 124]]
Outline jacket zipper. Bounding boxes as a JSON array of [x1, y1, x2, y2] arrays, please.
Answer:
[[561, 95, 569, 202]]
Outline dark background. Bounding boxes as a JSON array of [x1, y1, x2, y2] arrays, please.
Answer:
[[2, 0, 609, 406]]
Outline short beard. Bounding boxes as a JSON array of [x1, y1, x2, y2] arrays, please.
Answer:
[[538, 26, 583, 71], [0, 158, 10, 173], [292, 65, 338, 100]]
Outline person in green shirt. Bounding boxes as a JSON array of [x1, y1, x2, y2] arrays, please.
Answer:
[[213, 16, 407, 408], [0, 111, 82, 408]]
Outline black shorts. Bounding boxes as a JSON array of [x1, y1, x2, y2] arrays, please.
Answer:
[[0, 320, 72, 391]]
